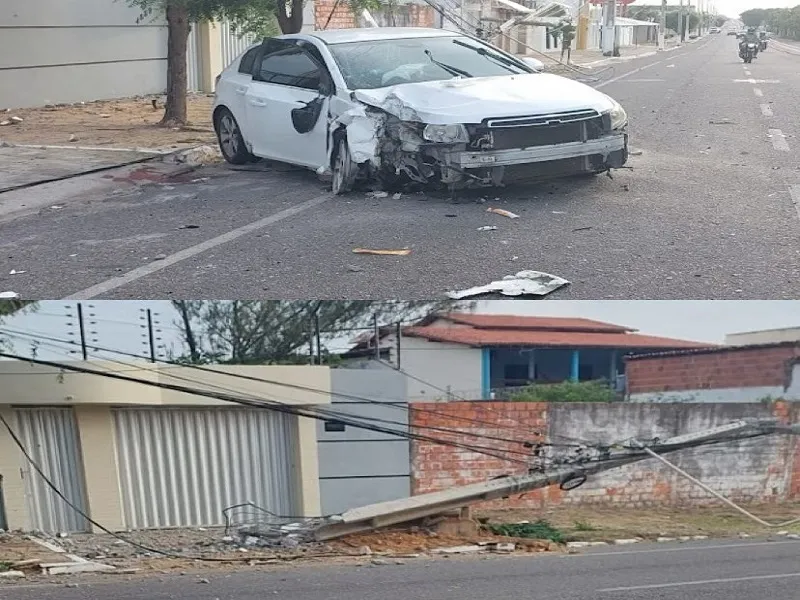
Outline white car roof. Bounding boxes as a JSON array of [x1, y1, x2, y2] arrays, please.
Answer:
[[306, 27, 461, 45]]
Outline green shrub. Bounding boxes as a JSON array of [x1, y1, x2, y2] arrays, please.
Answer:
[[486, 519, 565, 543], [509, 380, 617, 403]]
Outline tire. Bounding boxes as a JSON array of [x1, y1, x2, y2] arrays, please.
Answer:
[[331, 136, 358, 195], [215, 108, 254, 165]]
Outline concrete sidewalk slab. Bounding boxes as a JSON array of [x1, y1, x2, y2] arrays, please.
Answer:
[[0, 146, 157, 193]]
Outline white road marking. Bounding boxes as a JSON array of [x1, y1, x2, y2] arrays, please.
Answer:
[[769, 129, 791, 152], [734, 78, 780, 84], [790, 186, 800, 221], [64, 192, 334, 300], [598, 572, 800, 592], [754, 88, 764, 97], [620, 78, 665, 83], [761, 104, 774, 117]]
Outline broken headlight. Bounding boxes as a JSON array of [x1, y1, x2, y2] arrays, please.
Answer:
[[422, 123, 469, 144], [606, 101, 628, 130]]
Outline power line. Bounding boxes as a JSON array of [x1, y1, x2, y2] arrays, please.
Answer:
[[0, 342, 540, 466], [1, 326, 588, 447]]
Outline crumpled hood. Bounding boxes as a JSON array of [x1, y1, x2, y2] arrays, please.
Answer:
[[353, 73, 618, 125]]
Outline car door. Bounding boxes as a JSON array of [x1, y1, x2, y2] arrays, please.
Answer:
[[225, 45, 260, 123], [244, 41, 333, 169]]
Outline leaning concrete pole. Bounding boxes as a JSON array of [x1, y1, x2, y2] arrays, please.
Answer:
[[601, 0, 617, 56]]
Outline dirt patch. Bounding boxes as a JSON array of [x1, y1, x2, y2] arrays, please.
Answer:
[[0, 94, 215, 150], [479, 502, 800, 542]]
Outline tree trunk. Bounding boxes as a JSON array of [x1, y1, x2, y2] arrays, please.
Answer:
[[161, 1, 191, 127], [277, 0, 305, 33]]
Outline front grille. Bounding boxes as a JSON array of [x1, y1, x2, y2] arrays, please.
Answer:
[[468, 110, 609, 152]]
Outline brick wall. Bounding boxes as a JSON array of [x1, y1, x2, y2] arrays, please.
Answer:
[[410, 400, 800, 509], [315, 0, 357, 30], [626, 345, 800, 395], [313, 0, 436, 29]]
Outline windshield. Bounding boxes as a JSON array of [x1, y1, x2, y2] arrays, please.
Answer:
[[327, 35, 532, 90]]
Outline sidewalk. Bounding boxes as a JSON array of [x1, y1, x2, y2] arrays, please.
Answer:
[[527, 38, 683, 72]]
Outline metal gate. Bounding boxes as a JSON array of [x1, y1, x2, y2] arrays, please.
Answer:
[[113, 408, 299, 529], [14, 408, 89, 533]]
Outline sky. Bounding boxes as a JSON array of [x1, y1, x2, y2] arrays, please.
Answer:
[[679, 0, 796, 18], [1, 301, 799, 362]]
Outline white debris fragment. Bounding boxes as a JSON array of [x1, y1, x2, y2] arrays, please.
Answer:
[[0, 570, 25, 579], [392, 193, 402, 200], [0, 291, 20, 299], [8, 269, 25, 275], [477, 225, 497, 231], [431, 545, 483, 555], [447, 270, 570, 299], [367, 191, 389, 198]]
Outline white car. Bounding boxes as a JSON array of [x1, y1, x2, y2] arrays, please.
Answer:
[[212, 28, 629, 194]]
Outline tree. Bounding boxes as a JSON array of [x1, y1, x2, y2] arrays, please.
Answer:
[[0, 301, 37, 349], [171, 300, 465, 364], [126, 0, 294, 127]]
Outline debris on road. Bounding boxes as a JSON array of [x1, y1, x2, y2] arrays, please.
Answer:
[[8, 269, 25, 275], [709, 119, 736, 125], [487, 207, 520, 219], [477, 226, 498, 231], [352, 248, 411, 256], [167, 145, 221, 167], [0, 291, 20, 298], [446, 270, 570, 299], [572, 226, 592, 232], [366, 191, 389, 198]]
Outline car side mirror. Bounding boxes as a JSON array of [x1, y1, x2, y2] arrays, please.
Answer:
[[521, 57, 544, 73]]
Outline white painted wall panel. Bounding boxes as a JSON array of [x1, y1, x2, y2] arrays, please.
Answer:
[[14, 407, 89, 533], [113, 407, 300, 529]]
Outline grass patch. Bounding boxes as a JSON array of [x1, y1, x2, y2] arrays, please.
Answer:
[[0, 562, 12, 572], [573, 520, 597, 532], [486, 519, 565, 543]]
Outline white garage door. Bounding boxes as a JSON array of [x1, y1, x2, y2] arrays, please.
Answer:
[[15, 407, 89, 533], [113, 407, 299, 529]]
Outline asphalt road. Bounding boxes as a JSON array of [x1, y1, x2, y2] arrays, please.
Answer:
[[2, 34, 799, 300], [2, 538, 800, 600]]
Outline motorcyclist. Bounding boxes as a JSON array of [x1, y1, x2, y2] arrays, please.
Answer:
[[739, 27, 760, 57]]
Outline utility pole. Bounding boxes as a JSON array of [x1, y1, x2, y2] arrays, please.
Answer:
[[76, 303, 88, 361], [373, 313, 380, 360], [601, 0, 617, 57], [658, 0, 667, 50], [146, 309, 156, 363], [678, 0, 684, 43]]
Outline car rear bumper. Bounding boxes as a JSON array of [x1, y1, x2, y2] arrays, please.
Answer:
[[453, 134, 627, 169]]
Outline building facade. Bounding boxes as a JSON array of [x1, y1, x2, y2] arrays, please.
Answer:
[[0, 361, 326, 532], [342, 313, 711, 401]]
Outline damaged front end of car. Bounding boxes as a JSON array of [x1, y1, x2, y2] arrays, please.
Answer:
[[326, 91, 629, 194]]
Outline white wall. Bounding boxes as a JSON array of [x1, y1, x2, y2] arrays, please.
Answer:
[[394, 336, 482, 401], [1, 0, 168, 108]]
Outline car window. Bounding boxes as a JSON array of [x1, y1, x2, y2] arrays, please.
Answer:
[[238, 47, 259, 75], [327, 36, 532, 90], [256, 46, 322, 90]]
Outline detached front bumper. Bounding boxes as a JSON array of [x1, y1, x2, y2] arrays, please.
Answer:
[[454, 134, 627, 169]]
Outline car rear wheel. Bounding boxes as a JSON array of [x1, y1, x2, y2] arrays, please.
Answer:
[[215, 108, 254, 165], [331, 136, 358, 195]]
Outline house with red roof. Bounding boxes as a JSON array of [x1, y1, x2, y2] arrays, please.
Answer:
[[342, 313, 713, 401]]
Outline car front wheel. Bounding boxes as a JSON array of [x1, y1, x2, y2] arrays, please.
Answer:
[[331, 136, 358, 195], [215, 108, 254, 165]]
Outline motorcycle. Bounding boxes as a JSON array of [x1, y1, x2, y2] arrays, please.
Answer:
[[740, 42, 758, 63], [760, 39, 768, 51]]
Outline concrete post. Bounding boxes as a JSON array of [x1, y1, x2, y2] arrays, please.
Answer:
[[294, 414, 322, 517], [0, 406, 28, 530], [73, 406, 125, 532], [197, 21, 224, 94]]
